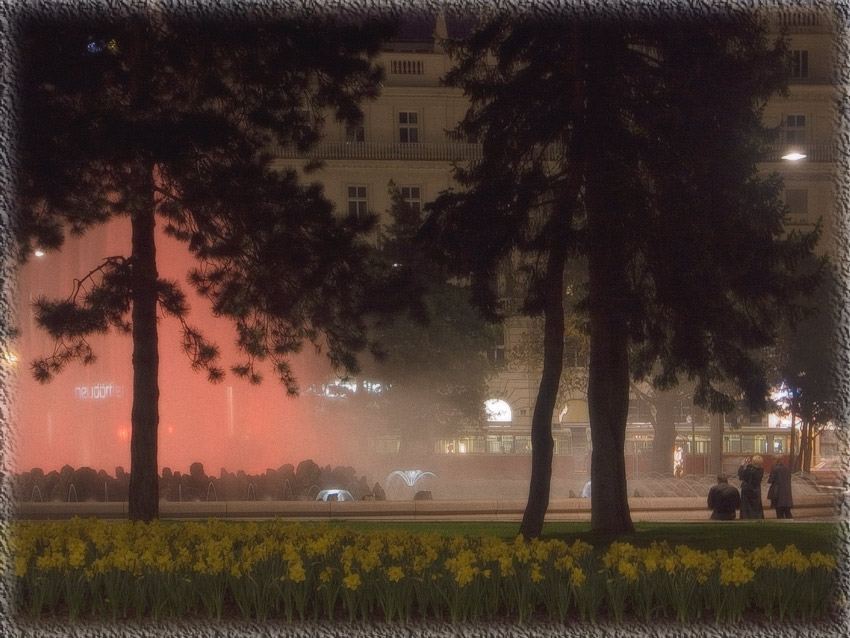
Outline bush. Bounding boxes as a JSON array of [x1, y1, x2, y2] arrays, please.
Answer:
[[11, 461, 378, 503]]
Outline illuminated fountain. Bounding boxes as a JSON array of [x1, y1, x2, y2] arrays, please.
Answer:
[[386, 469, 437, 500], [387, 469, 437, 487]]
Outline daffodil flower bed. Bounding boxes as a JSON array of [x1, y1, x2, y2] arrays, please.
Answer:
[[5, 518, 838, 624]]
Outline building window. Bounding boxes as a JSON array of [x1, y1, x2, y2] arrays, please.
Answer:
[[485, 398, 512, 424], [786, 188, 809, 218], [438, 437, 485, 454], [398, 111, 419, 143], [399, 186, 421, 214], [514, 435, 532, 455], [346, 124, 365, 143], [675, 399, 693, 425], [553, 432, 573, 456], [564, 342, 589, 368], [785, 114, 806, 145], [724, 434, 742, 454], [347, 186, 368, 218], [791, 50, 808, 78], [771, 435, 787, 454], [487, 326, 506, 367], [627, 398, 653, 424]]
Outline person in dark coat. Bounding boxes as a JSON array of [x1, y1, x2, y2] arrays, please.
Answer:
[[767, 459, 793, 518], [707, 474, 741, 520], [738, 454, 765, 519]]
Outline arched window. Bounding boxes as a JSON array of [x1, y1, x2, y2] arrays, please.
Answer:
[[485, 399, 512, 423]]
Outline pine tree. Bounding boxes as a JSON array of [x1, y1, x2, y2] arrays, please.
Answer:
[[424, 7, 823, 536], [16, 6, 394, 521]]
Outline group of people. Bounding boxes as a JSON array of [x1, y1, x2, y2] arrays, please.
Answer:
[[707, 455, 793, 520]]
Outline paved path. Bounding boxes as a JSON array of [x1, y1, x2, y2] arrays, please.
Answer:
[[12, 492, 845, 522]]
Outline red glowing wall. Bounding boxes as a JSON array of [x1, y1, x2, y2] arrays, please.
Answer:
[[11, 219, 356, 476]]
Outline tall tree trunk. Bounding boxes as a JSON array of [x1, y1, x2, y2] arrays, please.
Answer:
[[710, 411, 725, 475], [585, 187, 633, 532], [128, 162, 160, 522], [789, 410, 798, 472], [586, 275, 633, 533], [651, 389, 678, 474], [801, 419, 812, 472], [519, 23, 582, 536], [581, 33, 633, 534], [519, 244, 567, 539]]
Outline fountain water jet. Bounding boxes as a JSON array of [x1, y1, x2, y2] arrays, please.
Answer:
[[387, 469, 436, 487]]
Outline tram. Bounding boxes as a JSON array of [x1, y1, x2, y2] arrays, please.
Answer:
[[426, 423, 803, 479]]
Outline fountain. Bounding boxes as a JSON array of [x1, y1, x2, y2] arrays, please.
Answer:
[[386, 469, 437, 500], [386, 469, 437, 487]]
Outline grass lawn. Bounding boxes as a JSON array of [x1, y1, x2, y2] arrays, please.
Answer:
[[324, 520, 842, 554]]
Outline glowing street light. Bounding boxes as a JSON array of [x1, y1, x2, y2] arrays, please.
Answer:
[[33, 248, 45, 258], [781, 151, 807, 161]]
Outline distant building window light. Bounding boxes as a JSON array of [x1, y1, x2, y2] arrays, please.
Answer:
[[322, 379, 358, 398], [485, 399, 512, 423], [399, 111, 419, 143], [363, 380, 384, 394]]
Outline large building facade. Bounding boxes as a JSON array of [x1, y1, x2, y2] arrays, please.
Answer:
[[272, 8, 843, 495], [10, 9, 841, 498]]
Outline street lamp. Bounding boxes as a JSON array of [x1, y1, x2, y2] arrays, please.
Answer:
[[781, 151, 807, 161]]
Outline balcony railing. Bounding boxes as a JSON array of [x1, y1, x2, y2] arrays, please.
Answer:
[[272, 141, 483, 162], [777, 11, 820, 27], [272, 142, 836, 164], [390, 59, 425, 75], [762, 144, 835, 163]]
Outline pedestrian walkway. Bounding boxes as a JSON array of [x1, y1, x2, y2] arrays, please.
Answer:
[[13, 491, 843, 522]]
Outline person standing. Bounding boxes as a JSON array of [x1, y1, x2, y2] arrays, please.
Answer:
[[738, 454, 765, 519], [767, 459, 793, 518], [707, 474, 741, 520], [673, 446, 684, 477]]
